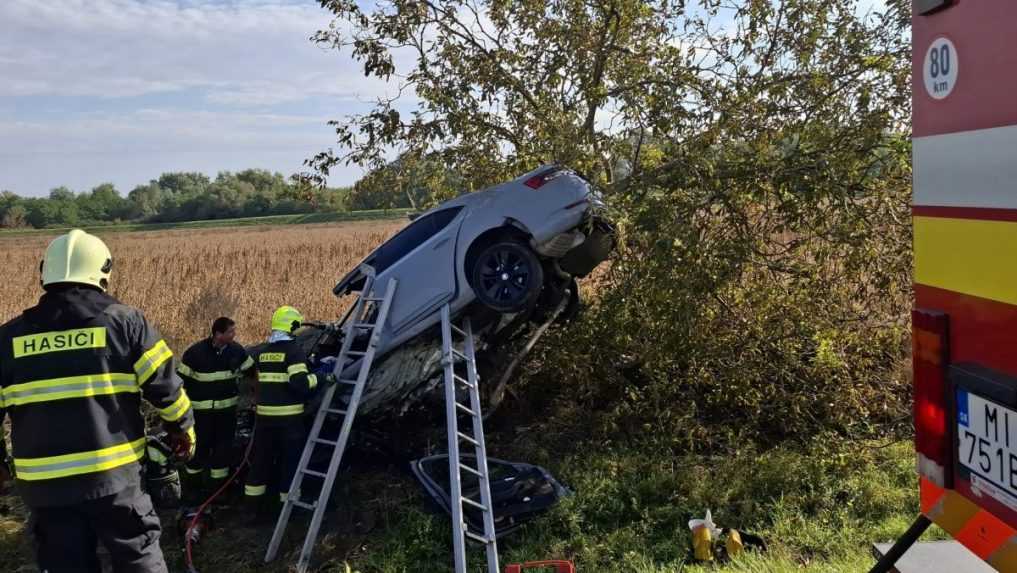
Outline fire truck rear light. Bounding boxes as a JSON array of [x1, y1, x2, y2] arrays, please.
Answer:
[[912, 309, 951, 485]]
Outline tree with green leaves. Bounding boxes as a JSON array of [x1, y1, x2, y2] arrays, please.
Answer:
[[156, 172, 211, 197], [313, 0, 912, 445], [310, 0, 690, 187], [1, 205, 28, 229], [26, 196, 79, 228], [77, 183, 131, 222], [0, 169, 355, 229], [127, 183, 164, 219], [348, 152, 465, 210], [0, 191, 28, 229], [48, 187, 75, 202]]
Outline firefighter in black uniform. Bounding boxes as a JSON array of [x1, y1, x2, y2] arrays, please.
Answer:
[[177, 316, 255, 503], [0, 229, 195, 573], [243, 305, 317, 514]]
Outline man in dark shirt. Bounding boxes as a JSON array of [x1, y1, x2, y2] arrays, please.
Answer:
[[177, 317, 255, 503]]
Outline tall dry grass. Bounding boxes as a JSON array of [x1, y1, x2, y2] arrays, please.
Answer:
[[0, 221, 403, 352]]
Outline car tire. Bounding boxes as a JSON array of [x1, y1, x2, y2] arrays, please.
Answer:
[[470, 240, 544, 313]]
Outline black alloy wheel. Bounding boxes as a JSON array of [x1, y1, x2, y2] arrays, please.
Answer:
[[470, 240, 544, 313]]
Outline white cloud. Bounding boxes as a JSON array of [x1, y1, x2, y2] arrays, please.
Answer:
[[1, 108, 325, 152], [0, 0, 391, 101], [0, 0, 403, 194]]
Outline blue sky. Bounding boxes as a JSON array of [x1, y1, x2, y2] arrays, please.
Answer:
[[0, 0, 890, 197], [0, 0, 398, 196]]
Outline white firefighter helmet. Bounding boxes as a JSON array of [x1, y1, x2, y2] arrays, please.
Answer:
[[41, 229, 113, 290]]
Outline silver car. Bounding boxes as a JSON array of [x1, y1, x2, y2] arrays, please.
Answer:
[[306, 164, 613, 414]]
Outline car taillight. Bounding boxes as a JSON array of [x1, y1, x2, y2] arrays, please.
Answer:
[[524, 167, 564, 189], [913, 308, 951, 487]]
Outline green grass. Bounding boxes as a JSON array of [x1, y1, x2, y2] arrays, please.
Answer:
[[0, 436, 936, 572], [0, 208, 414, 236], [0, 347, 926, 573], [333, 438, 926, 573]]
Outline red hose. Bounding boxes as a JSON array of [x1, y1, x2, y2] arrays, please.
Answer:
[[185, 382, 260, 573]]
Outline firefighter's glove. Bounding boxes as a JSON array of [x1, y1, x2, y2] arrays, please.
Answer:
[[146, 435, 173, 467], [314, 357, 337, 380], [166, 426, 197, 462]]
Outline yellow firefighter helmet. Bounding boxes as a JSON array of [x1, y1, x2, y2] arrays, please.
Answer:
[[271, 306, 304, 333]]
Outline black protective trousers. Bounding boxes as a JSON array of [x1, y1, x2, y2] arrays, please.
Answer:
[[245, 417, 305, 501], [29, 483, 166, 573], [185, 407, 237, 479]]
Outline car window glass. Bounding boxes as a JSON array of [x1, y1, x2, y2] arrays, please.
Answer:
[[430, 206, 461, 230], [372, 206, 462, 273]]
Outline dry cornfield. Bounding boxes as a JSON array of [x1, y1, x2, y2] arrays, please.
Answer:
[[0, 221, 404, 353]]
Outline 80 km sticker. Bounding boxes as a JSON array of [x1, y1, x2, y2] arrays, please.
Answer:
[[924, 37, 958, 100]]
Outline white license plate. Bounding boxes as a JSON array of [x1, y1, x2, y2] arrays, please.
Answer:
[[957, 389, 1017, 510]]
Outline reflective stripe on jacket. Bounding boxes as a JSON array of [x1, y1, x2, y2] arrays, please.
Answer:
[[178, 338, 253, 410], [254, 339, 316, 419], [0, 286, 194, 507]]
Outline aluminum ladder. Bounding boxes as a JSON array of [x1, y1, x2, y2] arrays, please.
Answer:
[[264, 273, 397, 572], [440, 303, 500, 573]]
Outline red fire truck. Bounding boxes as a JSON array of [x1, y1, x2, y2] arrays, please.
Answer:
[[874, 1, 1017, 572]]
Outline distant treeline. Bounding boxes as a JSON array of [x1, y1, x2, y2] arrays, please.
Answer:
[[0, 170, 355, 229]]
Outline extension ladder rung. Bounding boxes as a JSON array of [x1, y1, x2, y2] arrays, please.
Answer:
[[313, 437, 338, 447], [302, 469, 327, 479], [454, 402, 477, 417], [451, 324, 467, 337], [458, 462, 483, 478], [345, 350, 366, 357], [450, 348, 471, 362], [292, 500, 316, 511], [457, 431, 480, 447], [325, 408, 346, 415], [337, 378, 359, 385], [461, 497, 489, 512], [453, 374, 475, 389], [352, 323, 375, 329], [465, 530, 495, 545]]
